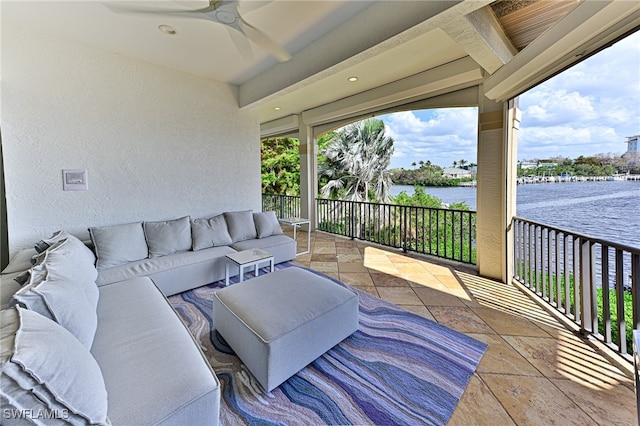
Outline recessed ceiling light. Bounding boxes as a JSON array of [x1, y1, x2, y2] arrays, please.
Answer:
[[274, 107, 281, 111], [158, 25, 177, 35], [348, 76, 358, 82]]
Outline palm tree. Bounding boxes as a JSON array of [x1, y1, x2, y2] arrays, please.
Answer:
[[459, 159, 468, 169], [319, 118, 394, 203]]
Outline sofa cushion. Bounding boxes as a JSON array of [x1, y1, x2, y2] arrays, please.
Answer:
[[0, 273, 23, 310], [191, 214, 233, 250], [13, 273, 99, 350], [1, 248, 38, 274], [224, 210, 257, 242], [12, 242, 99, 350], [34, 230, 97, 265], [92, 277, 219, 425], [33, 237, 98, 285], [144, 216, 192, 257], [253, 211, 284, 238], [90, 221, 148, 269], [11, 264, 51, 317], [0, 307, 110, 426], [25, 237, 100, 310], [231, 234, 297, 264]]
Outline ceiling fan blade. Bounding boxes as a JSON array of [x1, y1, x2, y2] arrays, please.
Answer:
[[105, 3, 211, 21], [226, 26, 254, 62], [238, 16, 291, 62]]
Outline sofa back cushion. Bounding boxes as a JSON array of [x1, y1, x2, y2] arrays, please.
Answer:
[[34, 230, 97, 265], [253, 211, 284, 238], [0, 307, 110, 426], [32, 237, 98, 285], [224, 210, 257, 243], [11, 238, 100, 349], [191, 214, 233, 250], [12, 272, 99, 350], [90, 222, 148, 269], [144, 216, 192, 257]]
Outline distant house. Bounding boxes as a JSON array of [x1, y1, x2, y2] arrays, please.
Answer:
[[518, 161, 557, 170], [625, 134, 639, 154], [623, 134, 640, 168], [442, 167, 473, 178]]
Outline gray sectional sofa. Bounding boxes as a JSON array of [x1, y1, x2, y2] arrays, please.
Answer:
[[0, 210, 296, 425]]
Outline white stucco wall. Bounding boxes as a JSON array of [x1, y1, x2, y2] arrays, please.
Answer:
[[1, 31, 261, 256]]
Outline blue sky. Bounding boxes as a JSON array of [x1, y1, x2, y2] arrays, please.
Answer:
[[381, 31, 640, 170]]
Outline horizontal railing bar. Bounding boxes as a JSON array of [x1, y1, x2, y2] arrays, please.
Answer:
[[514, 216, 640, 254], [513, 216, 636, 358]]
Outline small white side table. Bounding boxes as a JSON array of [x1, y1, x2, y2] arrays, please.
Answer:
[[225, 249, 274, 286], [278, 217, 311, 256]]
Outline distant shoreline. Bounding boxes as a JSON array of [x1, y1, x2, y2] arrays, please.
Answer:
[[516, 174, 640, 184]]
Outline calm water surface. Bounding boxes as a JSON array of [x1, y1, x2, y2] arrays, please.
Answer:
[[391, 181, 640, 249]]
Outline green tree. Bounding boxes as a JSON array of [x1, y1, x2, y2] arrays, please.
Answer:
[[261, 138, 300, 195], [319, 118, 394, 203]]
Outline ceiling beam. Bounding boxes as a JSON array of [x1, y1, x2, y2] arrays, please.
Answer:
[[301, 56, 483, 127], [238, 1, 461, 109], [260, 115, 299, 139], [440, 5, 516, 74]]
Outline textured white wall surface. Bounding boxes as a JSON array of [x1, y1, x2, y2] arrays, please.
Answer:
[[2, 31, 261, 256]]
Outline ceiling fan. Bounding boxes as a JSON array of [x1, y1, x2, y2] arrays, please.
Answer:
[[107, 0, 292, 62]]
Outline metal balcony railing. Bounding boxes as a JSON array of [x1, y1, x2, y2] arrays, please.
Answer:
[[513, 216, 640, 358], [262, 193, 477, 265], [262, 194, 301, 219], [315, 198, 476, 265]]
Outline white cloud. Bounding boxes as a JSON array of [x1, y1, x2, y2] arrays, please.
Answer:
[[362, 31, 639, 169], [382, 108, 478, 169], [518, 31, 640, 160]]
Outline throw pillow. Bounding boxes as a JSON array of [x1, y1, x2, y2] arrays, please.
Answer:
[[11, 264, 51, 319], [143, 216, 192, 257], [253, 211, 284, 238], [0, 307, 110, 426], [224, 210, 257, 243], [33, 230, 97, 265], [89, 221, 148, 269], [191, 214, 233, 250], [11, 263, 98, 349], [35, 238, 99, 295]]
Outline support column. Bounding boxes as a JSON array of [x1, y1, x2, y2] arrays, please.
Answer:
[[476, 87, 520, 282], [298, 120, 317, 229]]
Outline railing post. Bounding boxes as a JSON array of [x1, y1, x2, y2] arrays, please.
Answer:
[[601, 244, 611, 344], [279, 195, 285, 218], [579, 238, 596, 335], [349, 201, 355, 240], [402, 205, 408, 252], [616, 249, 627, 353], [633, 253, 640, 331]]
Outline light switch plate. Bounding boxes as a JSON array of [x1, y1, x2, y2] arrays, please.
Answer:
[[62, 169, 88, 191]]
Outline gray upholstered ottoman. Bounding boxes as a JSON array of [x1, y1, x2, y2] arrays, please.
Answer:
[[212, 267, 359, 392]]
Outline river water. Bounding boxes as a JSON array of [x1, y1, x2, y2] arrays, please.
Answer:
[[391, 181, 640, 249]]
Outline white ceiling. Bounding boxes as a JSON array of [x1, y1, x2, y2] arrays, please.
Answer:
[[3, 0, 640, 125]]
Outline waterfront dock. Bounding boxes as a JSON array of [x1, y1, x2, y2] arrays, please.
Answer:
[[516, 174, 640, 184]]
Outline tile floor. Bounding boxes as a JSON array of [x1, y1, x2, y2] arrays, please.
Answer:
[[289, 229, 637, 425]]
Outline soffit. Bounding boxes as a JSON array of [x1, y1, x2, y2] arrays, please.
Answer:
[[490, 0, 581, 51]]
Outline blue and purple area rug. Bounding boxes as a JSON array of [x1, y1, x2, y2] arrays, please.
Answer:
[[168, 262, 487, 426]]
